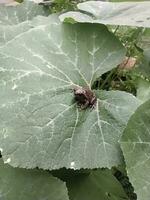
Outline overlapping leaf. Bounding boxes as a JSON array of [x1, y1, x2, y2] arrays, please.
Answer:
[[0, 0, 18, 6], [67, 169, 128, 200], [0, 0, 47, 26], [60, 1, 150, 28], [0, 15, 140, 170], [0, 159, 69, 200], [0, 0, 48, 46], [120, 100, 150, 200]]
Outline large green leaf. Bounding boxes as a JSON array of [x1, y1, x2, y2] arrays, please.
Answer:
[[60, 1, 150, 28], [120, 100, 150, 200], [0, 159, 69, 200], [67, 169, 128, 200], [0, 16, 140, 170]]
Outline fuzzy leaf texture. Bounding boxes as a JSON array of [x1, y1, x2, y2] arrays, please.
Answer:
[[0, 159, 69, 200], [120, 100, 150, 200], [0, 14, 140, 170], [60, 1, 150, 28]]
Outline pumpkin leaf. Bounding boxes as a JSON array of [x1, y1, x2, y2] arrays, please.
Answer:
[[0, 16, 140, 170], [120, 100, 150, 200], [60, 1, 150, 28], [0, 159, 69, 200], [67, 169, 129, 200]]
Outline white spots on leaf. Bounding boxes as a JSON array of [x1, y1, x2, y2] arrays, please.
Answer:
[[0, 148, 3, 153], [4, 133, 8, 139], [70, 161, 76, 169], [19, 58, 25, 62], [12, 83, 18, 90], [1, 104, 6, 108], [2, 128, 8, 139], [4, 158, 11, 164], [2, 80, 6, 86]]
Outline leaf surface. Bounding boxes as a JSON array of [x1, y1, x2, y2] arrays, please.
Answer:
[[0, 159, 69, 200], [0, 0, 48, 46], [0, 0, 47, 26], [0, 16, 140, 170], [67, 169, 128, 200], [120, 100, 150, 200], [0, 15, 58, 47], [60, 1, 150, 28]]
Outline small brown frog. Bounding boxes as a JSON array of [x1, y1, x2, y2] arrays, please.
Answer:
[[73, 86, 97, 109]]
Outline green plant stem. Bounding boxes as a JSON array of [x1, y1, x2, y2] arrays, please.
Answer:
[[100, 68, 116, 90], [114, 25, 120, 34]]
